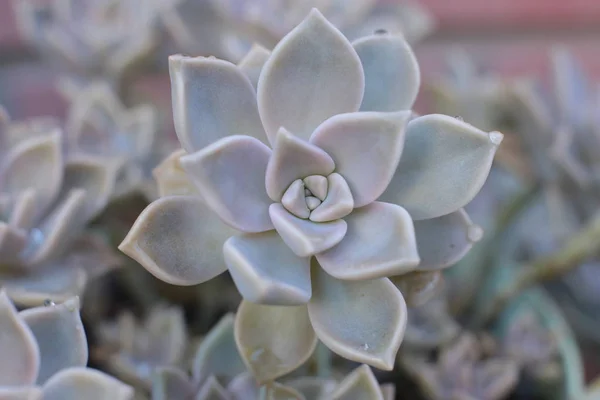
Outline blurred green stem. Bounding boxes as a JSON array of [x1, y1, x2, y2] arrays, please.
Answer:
[[482, 209, 600, 326]]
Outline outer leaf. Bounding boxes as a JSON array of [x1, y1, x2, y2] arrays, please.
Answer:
[[317, 202, 419, 280], [41, 368, 134, 400], [307, 264, 407, 370], [119, 196, 236, 286], [310, 111, 409, 207], [330, 365, 384, 400], [180, 136, 274, 233], [224, 232, 312, 305], [234, 301, 317, 383], [192, 313, 246, 385], [19, 297, 88, 384], [169, 55, 266, 152], [0, 290, 39, 386], [414, 209, 483, 270], [353, 33, 420, 112], [257, 9, 364, 142], [380, 114, 503, 220]]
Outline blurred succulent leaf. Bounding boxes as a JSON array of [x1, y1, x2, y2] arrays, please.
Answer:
[[380, 114, 503, 220], [0, 386, 43, 400], [234, 301, 317, 383], [316, 201, 419, 280], [286, 377, 337, 400], [391, 271, 442, 307], [195, 375, 229, 400], [352, 33, 419, 112], [180, 136, 273, 233], [19, 297, 88, 384], [169, 55, 266, 153], [227, 372, 260, 400], [192, 313, 246, 385], [379, 383, 395, 400], [257, 9, 364, 142], [0, 290, 40, 386], [307, 264, 406, 370], [238, 44, 271, 89], [119, 196, 235, 285], [152, 149, 197, 197], [261, 382, 305, 400], [330, 365, 383, 400], [41, 367, 134, 400], [224, 232, 312, 305], [151, 367, 194, 400]]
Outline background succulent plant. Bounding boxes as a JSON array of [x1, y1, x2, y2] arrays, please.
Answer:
[[0, 107, 120, 306], [0, 290, 133, 399]]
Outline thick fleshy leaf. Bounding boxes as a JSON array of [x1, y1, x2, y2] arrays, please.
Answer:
[[224, 232, 312, 305], [310, 111, 409, 207], [308, 173, 353, 222], [192, 313, 246, 385], [152, 367, 195, 400], [0, 131, 63, 216], [19, 297, 87, 384], [303, 175, 327, 200], [234, 301, 317, 383], [307, 265, 407, 370], [119, 196, 236, 286], [238, 44, 271, 89], [380, 114, 503, 220], [181, 136, 273, 233], [60, 155, 119, 221], [0, 290, 40, 386], [286, 377, 337, 400], [257, 9, 364, 142], [263, 382, 306, 400], [269, 204, 347, 257], [391, 271, 442, 307], [317, 202, 419, 280], [41, 368, 134, 400], [169, 55, 266, 152], [0, 222, 27, 263], [153, 149, 198, 197], [0, 387, 43, 400], [6, 189, 37, 230], [2, 266, 87, 308], [281, 179, 310, 219], [265, 128, 335, 202], [330, 365, 383, 400], [352, 34, 420, 112], [21, 189, 86, 266], [195, 376, 229, 400], [380, 384, 395, 400], [414, 209, 483, 270], [227, 373, 259, 400]]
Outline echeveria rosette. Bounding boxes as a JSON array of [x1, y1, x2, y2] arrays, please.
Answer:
[[120, 9, 501, 377], [0, 108, 119, 306], [0, 290, 134, 399], [65, 82, 161, 199]]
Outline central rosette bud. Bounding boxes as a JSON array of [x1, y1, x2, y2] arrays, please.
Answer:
[[280, 173, 354, 222]]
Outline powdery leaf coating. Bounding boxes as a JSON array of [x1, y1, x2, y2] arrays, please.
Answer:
[[169, 55, 266, 153], [152, 367, 195, 400], [414, 209, 483, 271], [330, 365, 384, 400], [257, 9, 364, 142], [380, 114, 503, 220], [0, 290, 40, 386], [307, 264, 407, 370], [119, 196, 236, 285], [265, 128, 335, 202], [19, 297, 88, 384], [224, 232, 312, 305], [317, 202, 419, 280], [269, 203, 347, 257], [310, 111, 410, 207], [234, 301, 318, 383], [238, 44, 271, 89], [181, 136, 274, 233], [192, 313, 246, 385], [353, 33, 420, 112], [41, 368, 134, 400]]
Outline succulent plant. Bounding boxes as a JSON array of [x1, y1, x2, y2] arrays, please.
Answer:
[[152, 313, 395, 400], [13, 0, 183, 82], [95, 304, 188, 389], [0, 290, 133, 399], [0, 108, 119, 306], [406, 333, 519, 400], [64, 82, 166, 199], [120, 9, 500, 379]]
